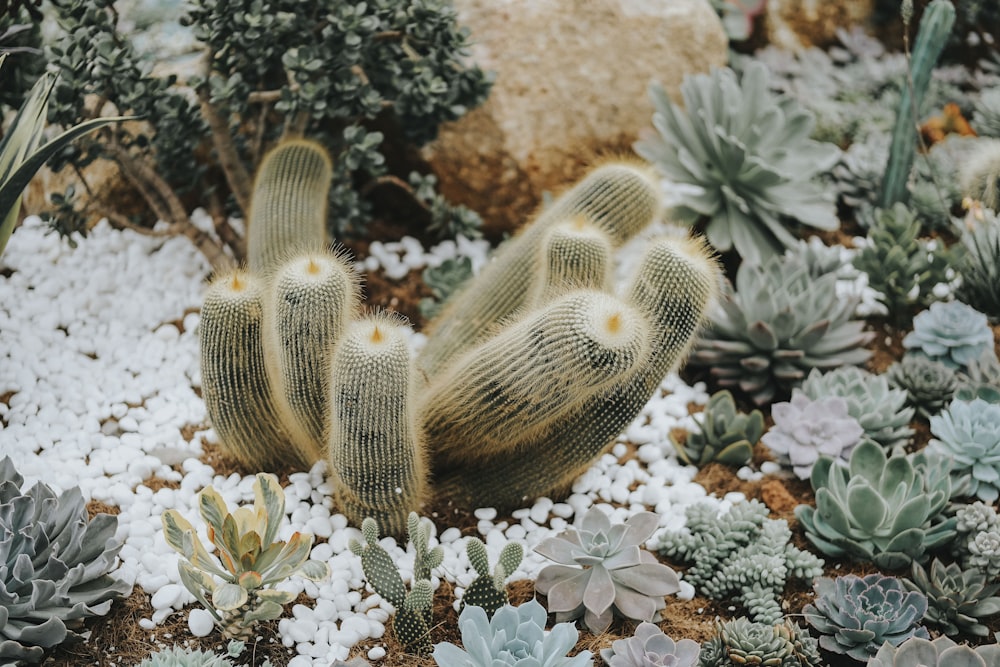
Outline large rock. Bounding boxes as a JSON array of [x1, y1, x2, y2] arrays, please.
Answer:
[[765, 0, 876, 50], [421, 0, 728, 236]]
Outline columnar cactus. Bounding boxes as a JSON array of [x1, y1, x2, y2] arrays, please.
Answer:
[[246, 139, 333, 274], [422, 290, 650, 468], [527, 216, 613, 307], [417, 160, 663, 375], [328, 316, 428, 538]]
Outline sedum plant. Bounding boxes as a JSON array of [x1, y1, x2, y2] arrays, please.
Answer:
[[600, 622, 700, 667], [850, 203, 951, 326], [799, 366, 914, 451], [636, 62, 840, 264], [803, 574, 930, 663], [160, 473, 330, 640], [656, 500, 823, 626], [672, 390, 762, 468], [761, 391, 864, 480], [794, 439, 956, 569], [954, 206, 1000, 321], [928, 397, 1000, 502], [867, 635, 1000, 667], [135, 645, 237, 667], [460, 537, 523, 617], [533, 508, 680, 634], [885, 354, 959, 419], [903, 558, 1000, 637], [690, 247, 873, 405], [902, 300, 996, 372], [0, 456, 131, 664], [699, 617, 822, 667], [431, 599, 593, 667]]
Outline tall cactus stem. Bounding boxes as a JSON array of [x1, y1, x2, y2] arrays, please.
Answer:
[[879, 0, 956, 208], [417, 160, 662, 375], [247, 139, 333, 274], [527, 216, 613, 308], [328, 314, 428, 537], [199, 270, 317, 470]]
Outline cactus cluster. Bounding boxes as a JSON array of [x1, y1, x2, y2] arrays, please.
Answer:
[[199, 140, 720, 530]]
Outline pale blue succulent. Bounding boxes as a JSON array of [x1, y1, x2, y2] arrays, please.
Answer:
[[867, 635, 1000, 667], [902, 301, 996, 371], [803, 574, 929, 662], [431, 599, 593, 667], [762, 390, 864, 479], [636, 62, 840, 265], [928, 397, 1000, 502], [135, 646, 235, 667], [600, 622, 699, 667]]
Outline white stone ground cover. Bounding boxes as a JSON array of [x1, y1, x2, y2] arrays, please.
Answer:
[[2, 213, 772, 665]]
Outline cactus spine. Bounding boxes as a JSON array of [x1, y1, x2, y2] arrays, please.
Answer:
[[435, 235, 719, 509], [527, 216, 613, 307], [328, 315, 428, 538], [264, 251, 359, 452], [199, 270, 317, 469], [247, 139, 333, 274], [422, 290, 650, 469], [460, 538, 523, 617], [417, 161, 662, 375], [879, 0, 956, 208]]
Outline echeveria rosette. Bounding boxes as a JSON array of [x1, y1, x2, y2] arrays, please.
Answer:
[[928, 397, 1000, 502], [431, 599, 592, 667], [803, 574, 929, 662], [762, 390, 864, 479], [794, 439, 956, 569], [636, 62, 841, 265], [600, 622, 699, 667], [902, 301, 996, 371], [867, 635, 1000, 667], [885, 355, 958, 419], [903, 558, 1000, 637], [534, 508, 680, 634]]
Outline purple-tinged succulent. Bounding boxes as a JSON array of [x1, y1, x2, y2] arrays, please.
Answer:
[[599, 622, 699, 667], [762, 390, 864, 479], [534, 508, 680, 634]]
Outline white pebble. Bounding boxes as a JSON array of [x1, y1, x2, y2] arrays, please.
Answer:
[[368, 646, 386, 661], [188, 608, 216, 637]]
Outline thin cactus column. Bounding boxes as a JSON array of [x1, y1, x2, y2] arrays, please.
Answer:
[[526, 216, 613, 308], [199, 270, 317, 470], [435, 235, 719, 510], [416, 161, 662, 376], [247, 139, 333, 274], [327, 315, 428, 537], [421, 290, 650, 469], [263, 251, 359, 454]]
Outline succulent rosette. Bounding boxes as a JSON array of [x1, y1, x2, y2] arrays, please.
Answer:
[[762, 390, 864, 479], [902, 301, 996, 371], [600, 622, 700, 667], [928, 397, 1000, 502], [867, 635, 1000, 667]]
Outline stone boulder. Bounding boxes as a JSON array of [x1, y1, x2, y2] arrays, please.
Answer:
[[765, 0, 876, 50], [420, 0, 728, 236]]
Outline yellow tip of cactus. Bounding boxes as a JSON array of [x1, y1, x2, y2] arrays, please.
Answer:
[[306, 258, 321, 275], [605, 312, 622, 334], [230, 274, 245, 291], [370, 326, 384, 344], [570, 214, 590, 231]]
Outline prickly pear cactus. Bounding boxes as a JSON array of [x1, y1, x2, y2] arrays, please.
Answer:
[[460, 538, 523, 617]]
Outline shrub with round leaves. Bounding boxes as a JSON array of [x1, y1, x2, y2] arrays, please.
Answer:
[[902, 300, 996, 371], [803, 574, 929, 662], [635, 61, 840, 264], [928, 397, 1000, 502]]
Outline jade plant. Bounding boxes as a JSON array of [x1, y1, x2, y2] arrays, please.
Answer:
[[533, 508, 680, 634], [794, 439, 956, 569], [160, 473, 330, 640], [636, 61, 841, 264], [656, 500, 824, 625], [671, 389, 762, 468], [198, 140, 720, 527], [0, 457, 131, 664]]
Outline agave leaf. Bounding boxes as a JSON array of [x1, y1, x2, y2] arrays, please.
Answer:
[[198, 487, 230, 541]]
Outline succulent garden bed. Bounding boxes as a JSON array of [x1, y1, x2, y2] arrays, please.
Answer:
[[3, 1, 1000, 666]]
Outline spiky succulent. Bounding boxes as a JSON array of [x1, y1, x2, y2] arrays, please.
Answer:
[[672, 390, 762, 468], [790, 237, 845, 279], [928, 397, 1000, 502], [762, 391, 864, 480], [902, 300, 996, 372], [955, 207, 1000, 321], [431, 599, 593, 667], [0, 456, 131, 664], [699, 617, 822, 667], [135, 646, 235, 667], [690, 249, 873, 405], [794, 439, 956, 569], [851, 203, 951, 323], [635, 61, 840, 264], [656, 500, 823, 626], [903, 558, 1000, 637], [600, 622, 700, 667], [867, 635, 1000, 667], [803, 574, 930, 662], [885, 354, 959, 418], [534, 508, 680, 634], [799, 366, 914, 451]]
